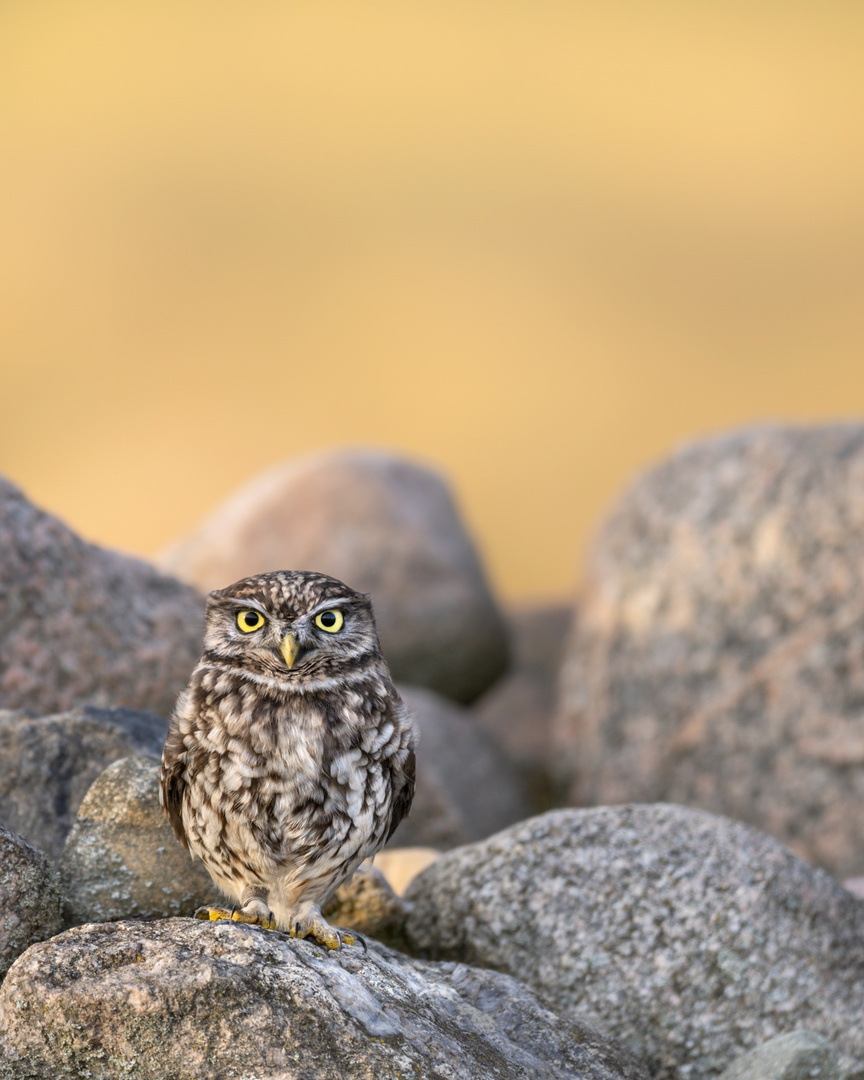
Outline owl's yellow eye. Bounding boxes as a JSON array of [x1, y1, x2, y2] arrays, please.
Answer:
[[314, 609, 344, 633], [236, 609, 266, 633]]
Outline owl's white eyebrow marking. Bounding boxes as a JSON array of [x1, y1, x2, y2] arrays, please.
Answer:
[[222, 597, 270, 618], [307, 597, 354, 618]]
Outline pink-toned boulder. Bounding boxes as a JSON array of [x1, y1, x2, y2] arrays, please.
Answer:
[[158, 450, 509, 703], [0, 478, 204, 719], [556, 424, 864, 878]]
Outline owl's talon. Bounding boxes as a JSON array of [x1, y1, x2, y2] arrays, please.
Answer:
[[194, 903, 275, 930], [231, 907, 277, 930], [287, 911, 362, 950], [342, 929, 367, 953], [194, 905, 234, 922]]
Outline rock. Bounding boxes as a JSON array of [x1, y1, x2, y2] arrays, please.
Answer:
[[403, 804, 864, 1080], [556, 424, 864, 878], [373, 846, 440, 895], [322, 863, 410, 950], [394, 685, 532, 849], [844, 877, 864, 900], [475, 600, 573, 811], [0, 919, 650, 1080], [158, 449, 509, 703], [0, 707, 169, 860], [0, 826, 61, 982], [717, 1032, 841, 1080], [59, 756, 213, 927], [0, 477, 204, 717]]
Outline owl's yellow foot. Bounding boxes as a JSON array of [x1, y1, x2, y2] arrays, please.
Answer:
[[288, 910, 364, 951], [194, 904, 233, 922], [194, 902, 276, 931]]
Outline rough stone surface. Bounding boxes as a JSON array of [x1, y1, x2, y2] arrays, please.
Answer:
[[0, 707, 168, 861], [404, 804, 864, 1080], [0, 826, 61, 982], [556, 425, 864, 878], [0, 476, 204, 717], [0, 918, 649, 1080], [59, 756, 214, 927], [717, 1032, 842, 1080], [158, 449, 509, 703], [394, 685, 531, 849], [475, 600, 573, 811]]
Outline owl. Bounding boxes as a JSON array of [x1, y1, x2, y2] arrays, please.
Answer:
[[159, 569, 417, 949]]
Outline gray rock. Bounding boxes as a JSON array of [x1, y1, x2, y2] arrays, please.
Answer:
[[475, 600, 573, 811], [0, 826, 61, 981], [844, 877, 864, 900], [0, 706, 168, 860], [158, 449, 509, 703], [394, 684, 532, 849], [403, 804, 864, 1080], [555, 424, 864, 878], [717, 1032, 841, 1080], [59, 756, 213, 927], [0, 476, 204, 717], [0, 918, 649, 1080]]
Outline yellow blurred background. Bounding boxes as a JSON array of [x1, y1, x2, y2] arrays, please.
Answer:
[[2, 1, 864, 600]]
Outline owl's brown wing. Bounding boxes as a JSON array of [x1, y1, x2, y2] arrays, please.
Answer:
[[159, 727, 190, 850], [386, 747, 415, 843]]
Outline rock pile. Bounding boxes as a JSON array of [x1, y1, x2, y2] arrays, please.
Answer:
[[2, 431, 864, 1078]]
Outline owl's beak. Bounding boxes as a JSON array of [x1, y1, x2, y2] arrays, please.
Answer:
[[280, 633, 300, 669]]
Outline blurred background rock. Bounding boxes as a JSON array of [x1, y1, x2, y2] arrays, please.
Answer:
[[4, 2, 864, 884]]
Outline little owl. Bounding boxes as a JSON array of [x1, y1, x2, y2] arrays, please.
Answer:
[[159, 569, 417, 949]]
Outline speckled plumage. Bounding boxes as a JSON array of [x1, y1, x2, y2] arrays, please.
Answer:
[[159, 570, 416, 947]]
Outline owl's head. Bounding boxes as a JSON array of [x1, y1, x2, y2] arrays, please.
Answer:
[[201, 570, 383, 688]]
